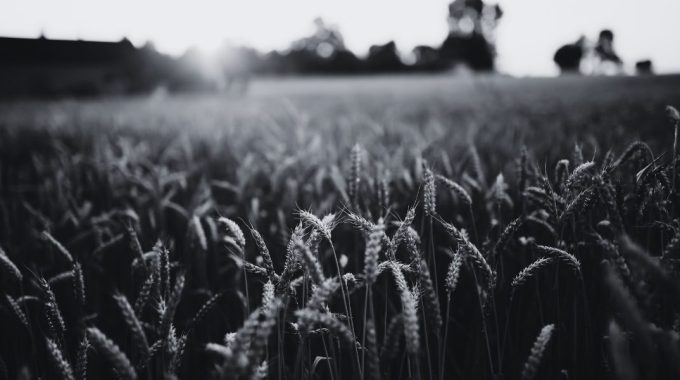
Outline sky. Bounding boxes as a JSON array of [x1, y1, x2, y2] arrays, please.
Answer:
[[2, 0, 680, 76]]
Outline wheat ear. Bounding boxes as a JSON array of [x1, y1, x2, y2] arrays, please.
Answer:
[[521, 324, 555, 380], [87, 327, 137, 380]]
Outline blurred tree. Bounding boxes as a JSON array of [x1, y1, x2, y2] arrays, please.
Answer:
[[439, 0, 503, 71], [291, 18, 347, 58], [554, 37, 586, 74], [273, 18, 361, 74], [365, 41, 406, 72], [411, 45, 444, 71]]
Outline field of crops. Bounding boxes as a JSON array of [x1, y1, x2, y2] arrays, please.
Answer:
[[2, 74, 680, 380]]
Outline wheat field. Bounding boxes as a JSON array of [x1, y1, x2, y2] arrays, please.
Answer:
[[1, 74, 680, 379]]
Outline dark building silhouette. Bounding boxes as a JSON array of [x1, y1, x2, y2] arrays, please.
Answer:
[[0, 36, 136, 65], [0, 36, 143, 96], [635, 60, 654, 75]]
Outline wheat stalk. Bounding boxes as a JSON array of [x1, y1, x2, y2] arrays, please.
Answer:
[[157, 242, 170, 298], [439, 219, 495, 287], [469, 146, 486, 188], [610, 141, 654, 170], [445, 251, 463, 294], [187, 291, 225, 333], [0, 245, 22, 285], [364, 221, 385, 286], [113, 293, 150, 366], [525, 216, 557, 240], [296, 308, 355, 345], [278, 224, 305, 281], [298, 239, 325, 285], [423, 164, 436, 217], [565, 161, 595, 189], [126, 225, 146, 271], [365, 319, 381, 380], [217, 217, 246, 253], [134, 270, 155, 315], [512, 257, 554, 288], [389, 262, 420, 355], [389, 206, 416, 258], [224, 300, 283, 376], [307, 277, 340, 311], [534, 245, 580, 274], [46, 337, 75, 380], [380, 314, 403, 361], [42, 231, 74, 264], [595, 176, 623, 232], [160, 272, 186, 339], [250, 228, 277, 282], [348, 144, 362, 206], [168, 333, 188, 375], [39, 277, 66, 344], [494, 217, 524, 256], [87, 327, 137, 380], [378, 175, 390, 214], [75, 334, 88, 380], [72, 262, 85, 309], [4, 295, 29, 329], [298, 210, 335, 241], [520, 324, 555, 380], [190, 215, 208, 251], [603, 261, 655, 363], [437, 175, 472, 207], [418, 259, 442, 335], [560, 187, 596, 221], [244, 262, 270, 277], [607, 320, 638, 380]]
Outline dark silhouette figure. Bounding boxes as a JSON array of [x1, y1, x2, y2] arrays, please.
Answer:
[[554, 37, 585, 74], [592, 29, 623, 74], [594, 30, 621, 65]]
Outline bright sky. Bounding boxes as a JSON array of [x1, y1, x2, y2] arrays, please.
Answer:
[[2, 0, 680, 76]]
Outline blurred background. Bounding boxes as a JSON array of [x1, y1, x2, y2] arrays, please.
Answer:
[[1, 0, 679, 98]]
